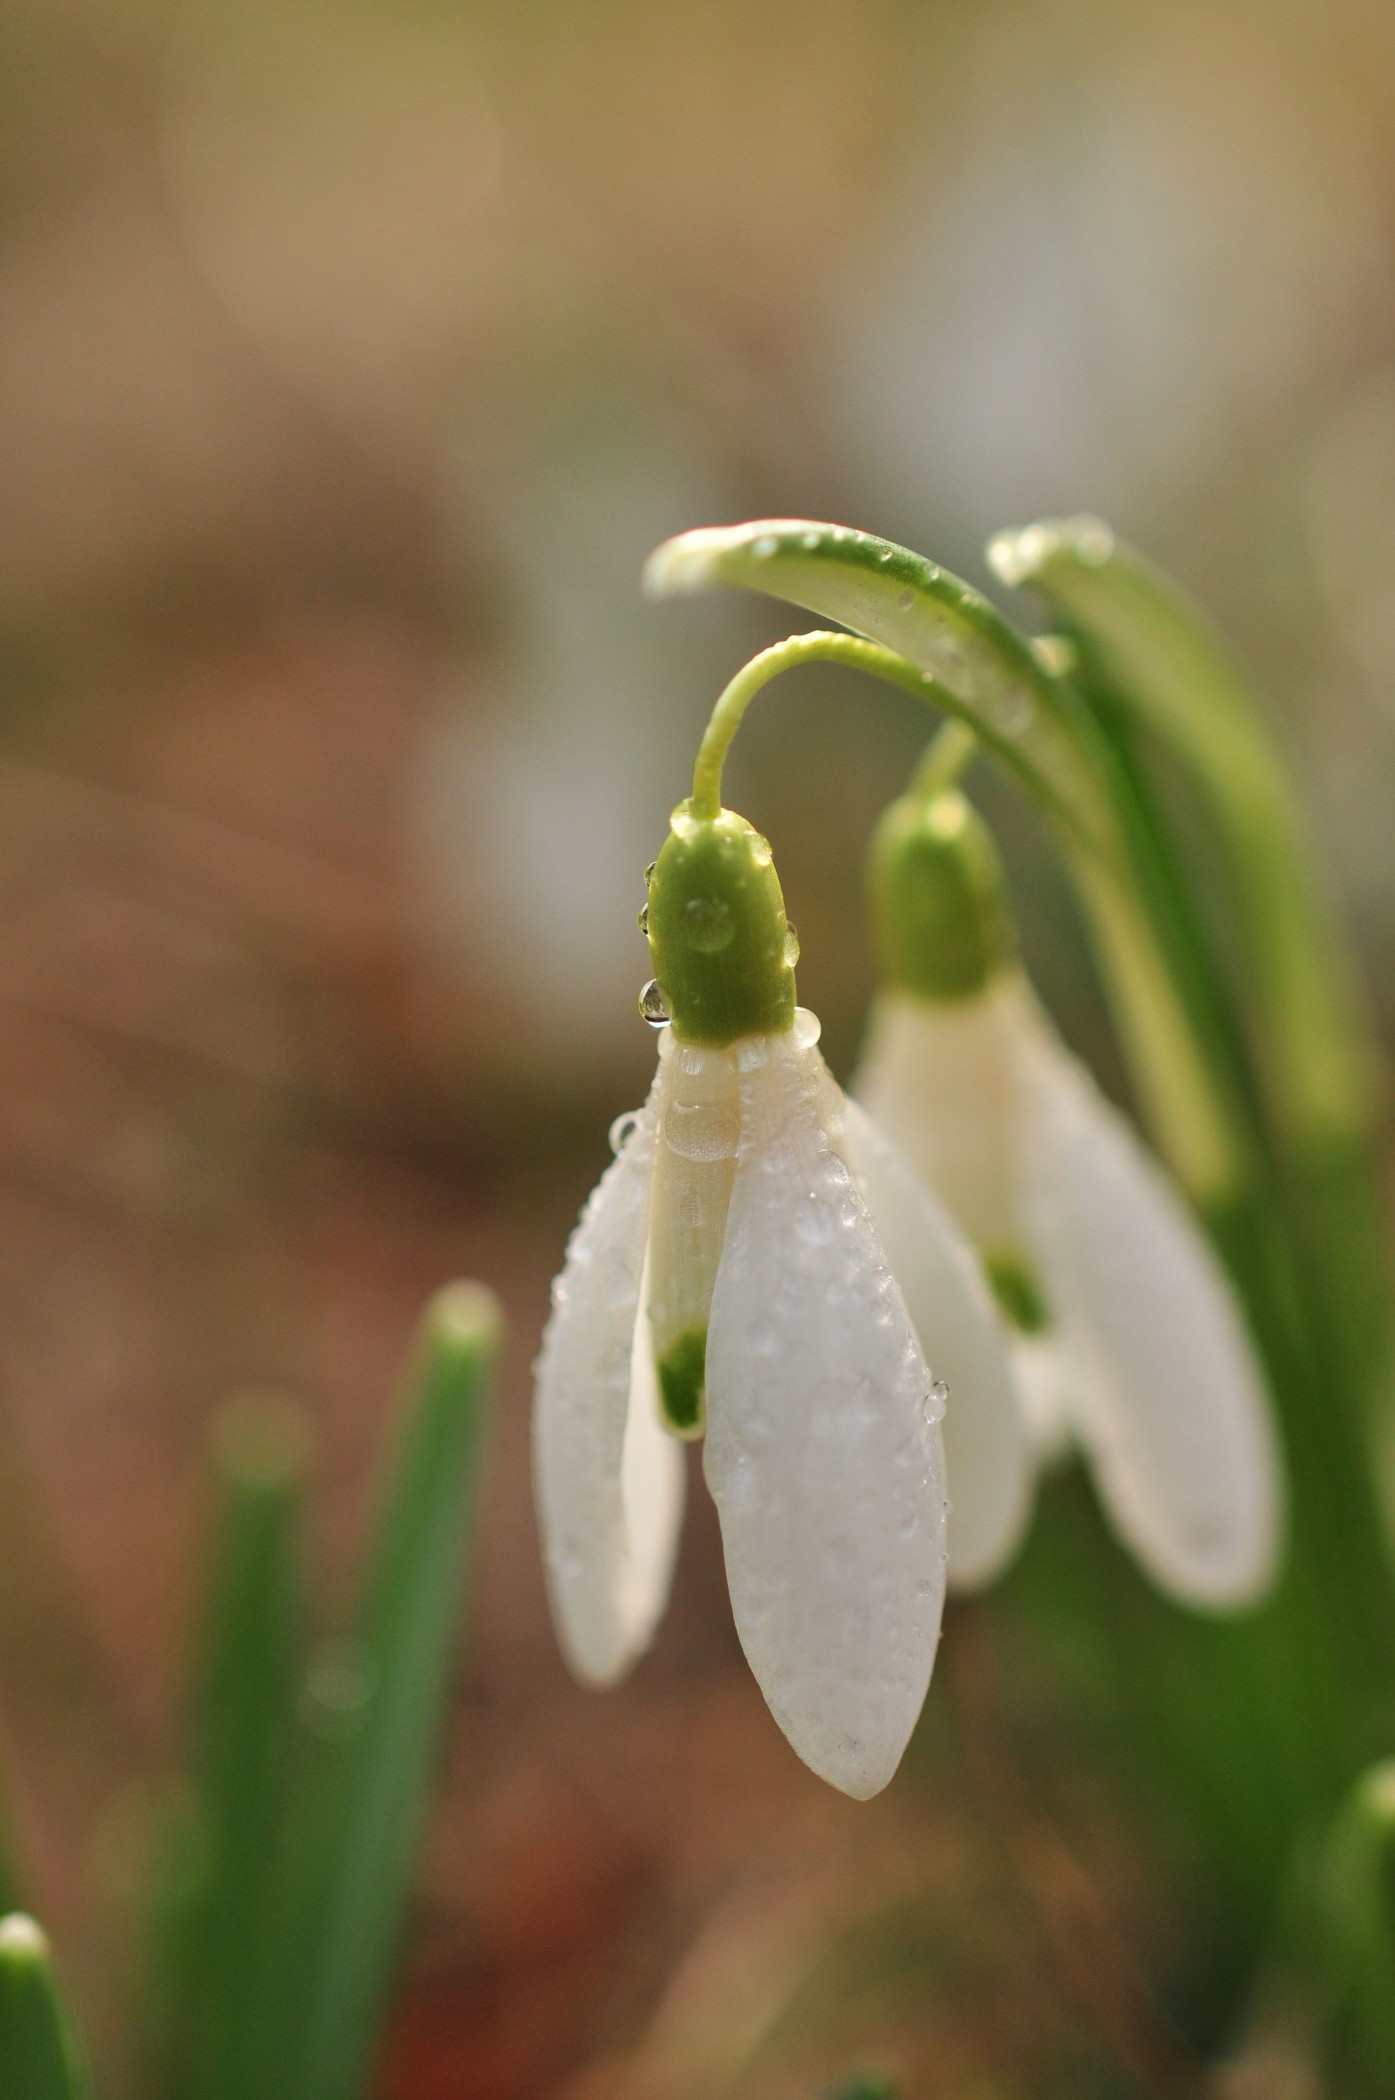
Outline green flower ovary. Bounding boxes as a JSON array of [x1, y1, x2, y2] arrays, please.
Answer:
[[646, 802, 797, 1044]]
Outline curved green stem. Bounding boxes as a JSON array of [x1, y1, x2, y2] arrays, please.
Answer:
[[909, 719, 979, 802], [690, 631, 952, 817]]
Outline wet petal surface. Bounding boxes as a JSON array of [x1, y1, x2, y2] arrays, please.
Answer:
[[1021, 1035, 1283, 1609], [704, 1030, 947, 1798], [839, 1092, 1034, 1589], [533, 1075, 685, 1683]]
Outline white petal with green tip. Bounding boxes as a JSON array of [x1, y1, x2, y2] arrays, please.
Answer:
[[704, 1029, 947, 1799]]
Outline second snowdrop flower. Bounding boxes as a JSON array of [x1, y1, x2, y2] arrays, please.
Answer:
[[853, 764, 1284, 1610], [534, 775, 1028, 1799]]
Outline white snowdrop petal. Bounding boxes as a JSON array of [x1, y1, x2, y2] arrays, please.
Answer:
[[1021, 1040, 1283, 1609], [1010, 1335, 1075, 1464], [704, 1032, 947, 1799], [838, 1092, 1034, 1589], [533, 1072, 685, 1684], [852, 987, 1023, 1253], [618, 1295, 687, 1637]]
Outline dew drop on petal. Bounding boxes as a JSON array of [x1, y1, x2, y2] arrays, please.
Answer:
[[644, 860, 657, 885], [639, 980, 672, 1028], [608, 1111, 641, 1155], [664, 1098, 739, 1161], [753, 534, 779, 558], [783, 922, 801, 967], [922, 1378, 950, 1426], [801, 530, 820, 549], [637, 903, 649, 934], [790, 1008, 822, 1051]]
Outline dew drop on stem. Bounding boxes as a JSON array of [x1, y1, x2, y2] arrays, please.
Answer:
[[639, 979, 672, 1028]]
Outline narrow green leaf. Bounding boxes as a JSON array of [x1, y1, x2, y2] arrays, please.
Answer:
[[0, 1916, 92, 2100], [260, 1283, 501, 2100], [175, 1395, 309, 2100], [822, 2076, 900, 2100], [988, 519, 1395, 1489], [986, 517, 1380, 1158], [1315, 1760, 1395, 2083], [645, 518, 1250, 1207]]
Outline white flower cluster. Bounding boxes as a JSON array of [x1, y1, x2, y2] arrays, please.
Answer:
[[534, 962, 1281, 1799]]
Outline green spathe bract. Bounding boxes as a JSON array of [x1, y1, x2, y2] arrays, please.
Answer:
[[646, 800, 797, 1045], [868, 787, 1015, 1003]]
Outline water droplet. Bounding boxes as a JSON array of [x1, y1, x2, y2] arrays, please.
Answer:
[[639, 980, 671, 1027], [683, 894, 733, 952], [665, 1099, 739, 1161], [609, 1111, 640, 1155], [637, 903, 649, 934], [897, 587, 915, 611], [643, 860, 657, 885], [878, 546, 894, 563], [783, 922, 801, 966], [995, 684, 1034, 736], [1072, 516, 1114, 566], [800, 529, 820, 550], [753, 534, 779, 558], [750, 833, 773, 868], [1031, 633, 1076, 679], [922, 1378, 949, 1426]]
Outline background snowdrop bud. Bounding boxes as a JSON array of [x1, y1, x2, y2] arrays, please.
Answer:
[[857, 761, 1284, 1614], [867, 783, 1016, 1003]]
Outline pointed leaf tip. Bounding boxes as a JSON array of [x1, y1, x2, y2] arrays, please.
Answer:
[[0, 1915, 91, 2099], [0, 1914, 50, 1965], [209, 1387, 314, 1495], [422, 1280, 505, 1367]]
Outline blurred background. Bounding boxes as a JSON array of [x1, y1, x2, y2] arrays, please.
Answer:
[[4, 0, 1395, 2091]]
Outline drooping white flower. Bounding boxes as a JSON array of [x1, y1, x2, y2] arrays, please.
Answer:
[[854, 967, 1284, 1610], [533, 800, 1030, 1799]]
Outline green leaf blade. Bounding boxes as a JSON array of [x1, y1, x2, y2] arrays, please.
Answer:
[[986, 515, 1381, 1156], [0, 1917, 92, 2100], [263, 1282, 501, 2100], [180, 1395, 310, 2100]]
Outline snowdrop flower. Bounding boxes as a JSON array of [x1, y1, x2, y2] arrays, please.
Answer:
[[853, 772, 1284, 1610], [533, 792, 1029, 1798]]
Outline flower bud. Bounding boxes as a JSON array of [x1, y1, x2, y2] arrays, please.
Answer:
[[645, 801, 797, 1044], [867, 787, 1015, 1004]]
